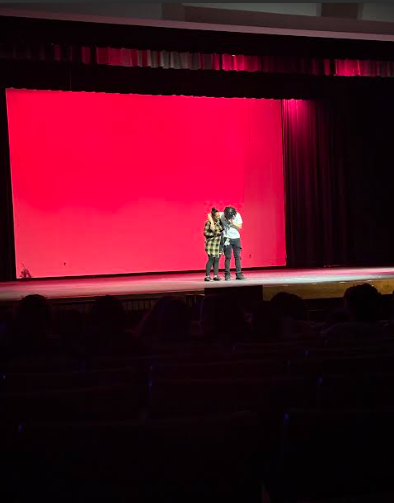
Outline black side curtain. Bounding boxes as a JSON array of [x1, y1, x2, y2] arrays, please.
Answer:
[[0, 88, 15, 281], [282, 99, 348, 268], [283, 96, 394, 268]]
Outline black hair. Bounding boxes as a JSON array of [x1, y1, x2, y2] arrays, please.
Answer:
[[211, 207, 219, 215], [344, 284, 381, 322], [224, 206, 237, 220]]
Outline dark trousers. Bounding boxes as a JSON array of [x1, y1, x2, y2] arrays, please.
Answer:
[[224, 238, 242, 276], [206, 255, 220, 277]]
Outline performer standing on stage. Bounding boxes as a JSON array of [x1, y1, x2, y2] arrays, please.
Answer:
[[204, 207, 224, 282], [208, 206, 245, 281], [221, 206, 245, 281]]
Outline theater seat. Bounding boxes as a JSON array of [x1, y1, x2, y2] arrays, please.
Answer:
[[14, 412, 262, 503], [275, 408, 394, 502]]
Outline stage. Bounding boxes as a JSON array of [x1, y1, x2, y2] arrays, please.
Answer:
[[1, 267, 394, 307]]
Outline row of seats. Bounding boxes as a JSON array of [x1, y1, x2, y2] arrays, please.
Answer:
[[2, 335, 394, 370], [2, 337, 394, 502], [2, 370, 394, 421], [3, 352, 394, 381], [3, 406, 394, 502], [276, 407, 394, 502], [0, 411, 262, 503]]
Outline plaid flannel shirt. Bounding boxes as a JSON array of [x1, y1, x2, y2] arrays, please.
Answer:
[[204, 219, 223, 257]]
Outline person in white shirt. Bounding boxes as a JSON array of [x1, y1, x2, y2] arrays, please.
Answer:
[[208, 206, 245, 281]]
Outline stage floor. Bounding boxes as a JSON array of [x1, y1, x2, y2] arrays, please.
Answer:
[[1, 267, 394, 303]]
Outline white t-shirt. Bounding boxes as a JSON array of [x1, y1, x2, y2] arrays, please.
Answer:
[[221, 212, 243, 239]]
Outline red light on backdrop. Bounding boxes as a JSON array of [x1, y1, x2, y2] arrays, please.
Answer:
[[7, 89, 285, 278]]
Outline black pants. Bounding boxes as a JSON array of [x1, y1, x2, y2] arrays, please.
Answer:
[[224, 238, 242, 276], [206, 255, 220, 277]]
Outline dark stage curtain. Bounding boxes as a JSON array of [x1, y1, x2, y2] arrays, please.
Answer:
[[340, 97, 394, 266], [282, 99, 348, 268], [0, 88, 16, 281], [283, 97, 394, 268]]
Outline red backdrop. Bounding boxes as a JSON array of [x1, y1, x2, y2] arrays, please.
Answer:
[[6, 89, 285, 278]]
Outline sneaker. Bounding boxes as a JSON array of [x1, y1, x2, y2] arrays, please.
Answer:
[[236, 274, 246, 280], [225, 275, 231, 281], [213, 276, 222, 281], [204, 276, 212, 282]]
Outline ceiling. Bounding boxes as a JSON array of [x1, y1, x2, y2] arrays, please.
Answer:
[[2, 3, 394, 41]]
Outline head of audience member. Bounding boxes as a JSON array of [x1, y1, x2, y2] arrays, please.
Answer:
[[270, 292, 309, 337], [344, 284, 381, 323], [201, 294, 250, 342], [252, 300, 281, 339], [138, 296, 192, 343], [224, 206, 237, 222]]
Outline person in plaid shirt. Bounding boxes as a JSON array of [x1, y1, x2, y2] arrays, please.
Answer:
[[204, 207, 224, 282]]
